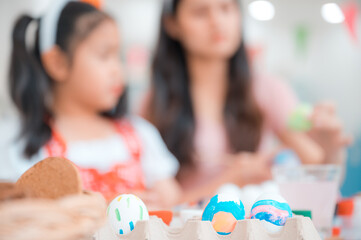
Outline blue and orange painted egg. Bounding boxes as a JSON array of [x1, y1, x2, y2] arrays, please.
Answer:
[[107, 194, 149, 235], [202, 194, 245, 235], [250, 193, 292, 233]]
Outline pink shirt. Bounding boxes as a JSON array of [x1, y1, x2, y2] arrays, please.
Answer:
[[138, 76, 298, 189], [183, 76, 298, 189]]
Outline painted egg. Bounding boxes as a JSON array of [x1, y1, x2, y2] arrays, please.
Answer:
[[288, 103, 313, 131], [202, 194, 245, 235], [250, 193, 292, 233], [106, 194, 149, 235]]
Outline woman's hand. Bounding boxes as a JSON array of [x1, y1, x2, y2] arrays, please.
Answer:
[[133, 178, 182, 210], [226, 152, 274, 187], [308, 102, 352, 164]]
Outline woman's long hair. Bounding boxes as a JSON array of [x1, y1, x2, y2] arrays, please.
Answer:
[[9, 2, 127, 158], [146, 0, 263, 167]]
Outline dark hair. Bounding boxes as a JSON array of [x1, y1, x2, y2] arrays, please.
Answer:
[[146, 0, 263, 167], [9, 2, 127, 158]]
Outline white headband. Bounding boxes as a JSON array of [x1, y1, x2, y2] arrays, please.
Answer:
[[39, 0, 73, 54]]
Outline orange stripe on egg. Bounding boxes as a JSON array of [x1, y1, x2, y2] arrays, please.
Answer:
[[80, 0, 103, 9]]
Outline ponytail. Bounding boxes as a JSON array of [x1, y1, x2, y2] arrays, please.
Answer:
[[9, 15, 52, 158]]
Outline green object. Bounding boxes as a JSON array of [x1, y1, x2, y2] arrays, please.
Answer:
[[288, 104, 313, 131], [115, 208, 121, 221], [140, 205, 143, 220], [292, 210, 312, 219], [295, 24, 310, 57]]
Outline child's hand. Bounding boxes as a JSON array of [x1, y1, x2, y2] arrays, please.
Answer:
[[308, 102, 352, 164], [226, 152, 273, 187]]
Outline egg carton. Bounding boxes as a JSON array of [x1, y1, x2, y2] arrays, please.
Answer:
[[95, 215, 321, 240]]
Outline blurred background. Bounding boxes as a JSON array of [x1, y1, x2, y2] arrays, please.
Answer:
[[0, 0, 361, 196]]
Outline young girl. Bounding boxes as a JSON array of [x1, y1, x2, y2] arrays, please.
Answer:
[[6, 0, 182, 206], [143, 0, 351, 192]]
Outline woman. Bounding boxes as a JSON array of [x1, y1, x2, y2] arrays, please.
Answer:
[[142, 0, 350, 195]]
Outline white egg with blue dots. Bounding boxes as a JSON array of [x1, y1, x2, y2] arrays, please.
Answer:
[[107, 194, 149, 235]]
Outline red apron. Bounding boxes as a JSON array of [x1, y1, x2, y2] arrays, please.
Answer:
[[44, 120, 145, 201]]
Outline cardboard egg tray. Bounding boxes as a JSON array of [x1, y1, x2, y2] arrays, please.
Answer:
[[95, 215, 321, 240]]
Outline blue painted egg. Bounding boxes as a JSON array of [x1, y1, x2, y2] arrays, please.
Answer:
[[202, 194, 245, 235]]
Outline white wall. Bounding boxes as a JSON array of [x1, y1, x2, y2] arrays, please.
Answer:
[[243, 0, 361, 134]]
